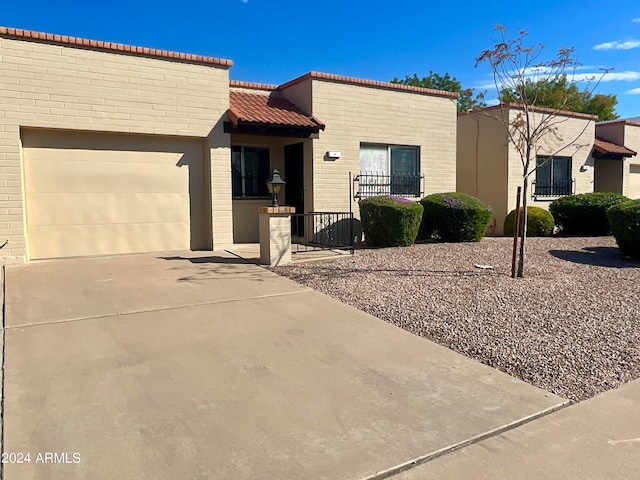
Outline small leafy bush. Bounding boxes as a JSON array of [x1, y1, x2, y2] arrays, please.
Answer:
[[419, 192, 492, 242], [550, 192, 629, 236], [359, 196, 423, 247], [504, 206, 554, 237], [607, 199, 640, 260]]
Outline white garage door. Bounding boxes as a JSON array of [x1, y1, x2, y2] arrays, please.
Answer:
[[23, 130, 208, 259], [629, 164, 640, 199]]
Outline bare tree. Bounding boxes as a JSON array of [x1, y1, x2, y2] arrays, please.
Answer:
[[475, 26, 608, 277]]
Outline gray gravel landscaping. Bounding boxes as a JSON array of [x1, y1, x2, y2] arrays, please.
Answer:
[[274, 237, 640, 402]]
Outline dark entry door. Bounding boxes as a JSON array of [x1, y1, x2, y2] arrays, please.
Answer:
[[284, 143, 305, 236]]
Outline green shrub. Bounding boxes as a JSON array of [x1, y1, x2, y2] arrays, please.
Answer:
[[549, 192, 629, 236], [419, 192, 492, 242], [607, 199, 640, 260], [359, 196, 423, 247], [504, 206, 554, 237]]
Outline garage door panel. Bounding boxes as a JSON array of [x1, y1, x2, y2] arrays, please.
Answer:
[[24, 157, 192, 194], [28, 223, 190, 259], [26, 193, 191, 226], [23, 130, 208, 259]]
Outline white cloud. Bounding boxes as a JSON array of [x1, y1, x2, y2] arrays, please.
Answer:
[[574, 71, 640, 82], [241, 0, 248, 3], [594, 40, 640, 50], [633, 18, 640, 23], [626, 87, 640, 95]]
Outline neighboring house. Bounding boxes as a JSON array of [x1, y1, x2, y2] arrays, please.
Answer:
[[0, 26, 458, 263], [457, 105, 596, 235], [592, 119, 639, 199]]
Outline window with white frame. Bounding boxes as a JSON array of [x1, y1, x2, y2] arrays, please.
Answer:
[[534, 155, 573, 197], [231, 146, 270, 198], [359, 144, 420, 196]]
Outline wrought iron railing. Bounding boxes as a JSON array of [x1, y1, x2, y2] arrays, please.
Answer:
[[353, 172, 424, 199], [290, 212, 355, 254], [533, 179, 575, 197]]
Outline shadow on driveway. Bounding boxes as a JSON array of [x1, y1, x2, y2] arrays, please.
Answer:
[[158, 255, 251, 265], [549, 246, 639, 268]]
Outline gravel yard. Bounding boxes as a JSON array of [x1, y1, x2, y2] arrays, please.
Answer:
[[274, 237, 640, 401]]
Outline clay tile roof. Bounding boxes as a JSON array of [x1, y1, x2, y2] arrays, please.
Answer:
[[0, 26, 232, 68], [594, 138, 637, 157], [228, 91, 325, 130]]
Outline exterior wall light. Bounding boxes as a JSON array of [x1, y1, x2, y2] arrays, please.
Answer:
[[266, 169, 286, 207]]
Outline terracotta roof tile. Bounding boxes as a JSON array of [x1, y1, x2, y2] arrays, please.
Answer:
[[594, 138, 637, 157], [229, 80, 277, 91], [0, 26, 232, 68], [228, 91, 325, 130]]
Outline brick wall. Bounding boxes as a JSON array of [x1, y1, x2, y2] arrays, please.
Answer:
[[0, 34, 232, 261], [281, 78, 458, 216]]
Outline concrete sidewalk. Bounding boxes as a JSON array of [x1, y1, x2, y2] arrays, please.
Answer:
[[3, 252, 566, 479], [395, 377, 640, 479]]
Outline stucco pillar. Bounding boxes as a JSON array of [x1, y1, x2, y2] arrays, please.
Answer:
[[258, 206, 295, 267]]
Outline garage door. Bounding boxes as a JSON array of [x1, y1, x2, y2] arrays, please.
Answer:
[[630, 164, 640, 199], [23, 130, 208, 259]]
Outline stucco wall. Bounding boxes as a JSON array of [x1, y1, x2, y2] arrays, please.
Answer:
[[594, 158, 624, 194], [623, 124, 640, 198], [457, 112, 509, 235], [0, 34, 231, 262], [281, 79, 457, 216]]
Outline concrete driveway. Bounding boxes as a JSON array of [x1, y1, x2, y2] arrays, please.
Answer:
[[2, 251, 565, 479]]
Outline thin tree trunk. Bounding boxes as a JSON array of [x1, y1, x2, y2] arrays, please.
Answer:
[[517, 176, 529, 277]]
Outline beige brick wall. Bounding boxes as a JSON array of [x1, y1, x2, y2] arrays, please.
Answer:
[[0, 35, 232, 262], [280, 79, 457, 216], [506, 110, 595, 228]]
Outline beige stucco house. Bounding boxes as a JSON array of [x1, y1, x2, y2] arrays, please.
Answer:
[[0, 26, 458, 263], [457, 105, 596, 235], [593, 119, 639, 199]]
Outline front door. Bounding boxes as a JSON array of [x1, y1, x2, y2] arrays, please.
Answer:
[[284, 143, 305, 236]]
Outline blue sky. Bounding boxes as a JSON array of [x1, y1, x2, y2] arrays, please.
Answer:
[[3, 0, 640, 118]]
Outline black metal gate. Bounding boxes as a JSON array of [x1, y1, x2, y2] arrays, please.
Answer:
[[290, 212, 354, 254]]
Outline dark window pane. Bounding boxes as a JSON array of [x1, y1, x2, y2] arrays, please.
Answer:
[[535, 157, 552, 195], [231, 146, 242, 197], [231, 146, 270, 198], [390, 147, 418, 174], [553, 157, 572, 195], [536, 156, 572, 196], [390, 146, 419, 195], [257, 148, 270, 197]]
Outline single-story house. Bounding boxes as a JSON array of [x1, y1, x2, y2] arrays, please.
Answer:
[[0, 26, 458, 263], [592, 119, 639, 199], [457, 105, 596, 235]]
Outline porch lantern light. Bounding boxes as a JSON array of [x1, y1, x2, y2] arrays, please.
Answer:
[[266, 169, 286, 207]]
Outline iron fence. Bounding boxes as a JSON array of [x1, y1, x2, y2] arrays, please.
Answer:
[[291, 212, 355, 254], [533, 179, 575, 197], [353, 172, 424, 199]]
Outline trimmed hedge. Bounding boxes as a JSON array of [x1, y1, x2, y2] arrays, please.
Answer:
[[504, 206, 554, 237], [549, 192, 629, 236], [419, 192, 492, 242], [607, 199, 640, 260], [359, 196, 423, 247]]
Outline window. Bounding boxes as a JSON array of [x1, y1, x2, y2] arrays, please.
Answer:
[[231, 146, 270, 198], [534, 155, 573, 197], [359, 144, 420, 196]]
